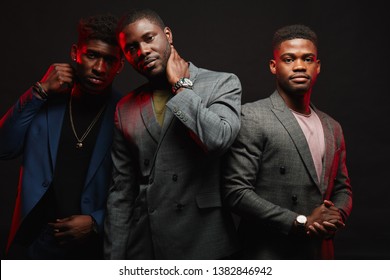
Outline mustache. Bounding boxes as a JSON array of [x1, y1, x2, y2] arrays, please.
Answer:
[[138, 56, 157, 68], [290, 74, 310, 79]]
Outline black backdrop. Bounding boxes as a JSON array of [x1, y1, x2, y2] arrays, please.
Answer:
[[1, 0, 389, 259]]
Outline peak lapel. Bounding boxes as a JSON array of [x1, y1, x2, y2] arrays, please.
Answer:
[[270, 92, 320, 186], [47, 96, 68, 172]]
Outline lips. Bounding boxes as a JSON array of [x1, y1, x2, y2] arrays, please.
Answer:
[[140, 57, 157, 70], [290, 74, 310, 82], [87, 76, 105, 85]]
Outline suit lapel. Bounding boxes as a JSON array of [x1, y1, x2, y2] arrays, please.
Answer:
[[140, 91, 161, 143], [83, 90, 126, 188], [145, 94, 176, 177], [316, 109, 335, 195], [47, 95, 68, 172], [270, 91, 320, 186], [84, 93, 117, 187]]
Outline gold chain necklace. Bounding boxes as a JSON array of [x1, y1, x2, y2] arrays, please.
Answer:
[[69, 95, 106, 149]]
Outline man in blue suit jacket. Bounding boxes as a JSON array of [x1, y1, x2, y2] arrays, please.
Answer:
[[0, 14, 124, 259]]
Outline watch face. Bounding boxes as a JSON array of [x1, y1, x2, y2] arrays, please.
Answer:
[[181, 78, 193, 87], [173, 78, 193, 93], [297, 215, 307, 225]]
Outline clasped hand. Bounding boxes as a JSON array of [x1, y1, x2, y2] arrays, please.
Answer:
[[306, 200, 345, 239]]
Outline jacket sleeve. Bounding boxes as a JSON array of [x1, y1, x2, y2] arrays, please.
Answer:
[[221, 105, 297, 235], [166, 72, 242, 155], [104, 106, 138, 259], [0, 88, 46, 159], [328, 125, 353, 222]]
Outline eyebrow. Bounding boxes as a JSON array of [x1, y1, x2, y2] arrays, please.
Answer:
[[280, 52, 316, 57]]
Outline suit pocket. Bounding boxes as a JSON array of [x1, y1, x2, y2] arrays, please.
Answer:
[[195, 192, 222, 209]]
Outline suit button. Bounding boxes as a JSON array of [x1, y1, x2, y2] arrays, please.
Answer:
[[292, 195, 298, 204], [144, 159, 150, 166], [42, 180, 50, 188], [149, 178, 154, 184], [149, 208, 155, 214], [280, 166, 286, 174], [172, 174, 178, 181]]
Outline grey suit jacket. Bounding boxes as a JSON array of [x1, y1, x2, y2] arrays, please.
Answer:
[[104, 62, 242, 259], [222, 91, 352, 259]]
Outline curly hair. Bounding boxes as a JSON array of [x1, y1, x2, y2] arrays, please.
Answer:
[[116, 8, 166, 39], [272, 24, 318, 51], [77, 14, 119, 46]]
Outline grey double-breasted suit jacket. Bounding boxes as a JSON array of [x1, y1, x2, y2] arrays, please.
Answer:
[[104, 63, 242, 259], [222, 91, 353, 259]]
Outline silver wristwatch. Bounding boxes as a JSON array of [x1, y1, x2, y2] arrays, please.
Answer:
[[172, 77, 193, 93], [296, 215, 307, 227]]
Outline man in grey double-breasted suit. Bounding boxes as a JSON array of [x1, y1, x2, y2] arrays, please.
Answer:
[[222, 24, 352, 259], [104, 8, 241, 259]]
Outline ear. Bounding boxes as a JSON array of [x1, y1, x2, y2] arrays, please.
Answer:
[[269, 59, 276, 74], [316, 59, 321, 75], [164, 27, 173, 44], [116, 57, 126, 74], [70, 44, 78, 62]]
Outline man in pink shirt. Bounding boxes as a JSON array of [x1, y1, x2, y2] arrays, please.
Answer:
[[222, 24, 353, 259]]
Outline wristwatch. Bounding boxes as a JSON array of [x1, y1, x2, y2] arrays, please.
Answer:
[[172, 77, 193, 93], [296, 215, 307, 228]]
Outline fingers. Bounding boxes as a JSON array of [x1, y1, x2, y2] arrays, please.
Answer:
[[322, 221, 338, 231], [307, 224, 319, 236], [40, 63, 75, 94], [308, 222, 336, 239], [166, 45, 189, 85], [323, 200, 334, 207]]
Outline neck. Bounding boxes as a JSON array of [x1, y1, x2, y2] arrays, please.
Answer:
[[148, 74, 171, 91], [72, 85, 110, 102], [278, 89, 311, 115], [71, 86, 110, 113]]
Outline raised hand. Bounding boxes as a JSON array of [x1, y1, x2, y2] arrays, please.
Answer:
[[39, 63, 75, 95]]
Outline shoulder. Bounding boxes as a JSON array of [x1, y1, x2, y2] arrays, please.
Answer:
[[117, 84, 148, 109], [191, 63, 241, 87], [241, 97, 272, 119], [314, 107, 343, 131], [199, 67, 240, 81]]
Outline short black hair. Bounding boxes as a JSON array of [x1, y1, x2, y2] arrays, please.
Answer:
[[272, 24, 318, 51], [77, 14, 119, 46], [116, 8, 166, 39]]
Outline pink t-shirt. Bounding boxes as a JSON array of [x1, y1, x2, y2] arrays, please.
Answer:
[[291, 108, 325, 182]]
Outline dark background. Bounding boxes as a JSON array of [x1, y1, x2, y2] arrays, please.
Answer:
[[1, 0, 389, 259]]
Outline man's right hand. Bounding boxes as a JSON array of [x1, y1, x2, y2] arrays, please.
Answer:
[[306, 200, 345, 239], [39, 63, 75, 95]]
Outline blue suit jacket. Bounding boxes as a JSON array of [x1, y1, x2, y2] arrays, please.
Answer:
[[0, 88, 122, 250]]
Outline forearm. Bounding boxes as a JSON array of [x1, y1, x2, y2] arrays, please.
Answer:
[[0, 88, 46, 158], [166, 78, 241, 154]]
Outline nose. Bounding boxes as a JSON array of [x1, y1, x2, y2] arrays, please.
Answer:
[[137, 42, 151, 57], [293, 59, 306, 71], [93, 58, 107, 74]]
